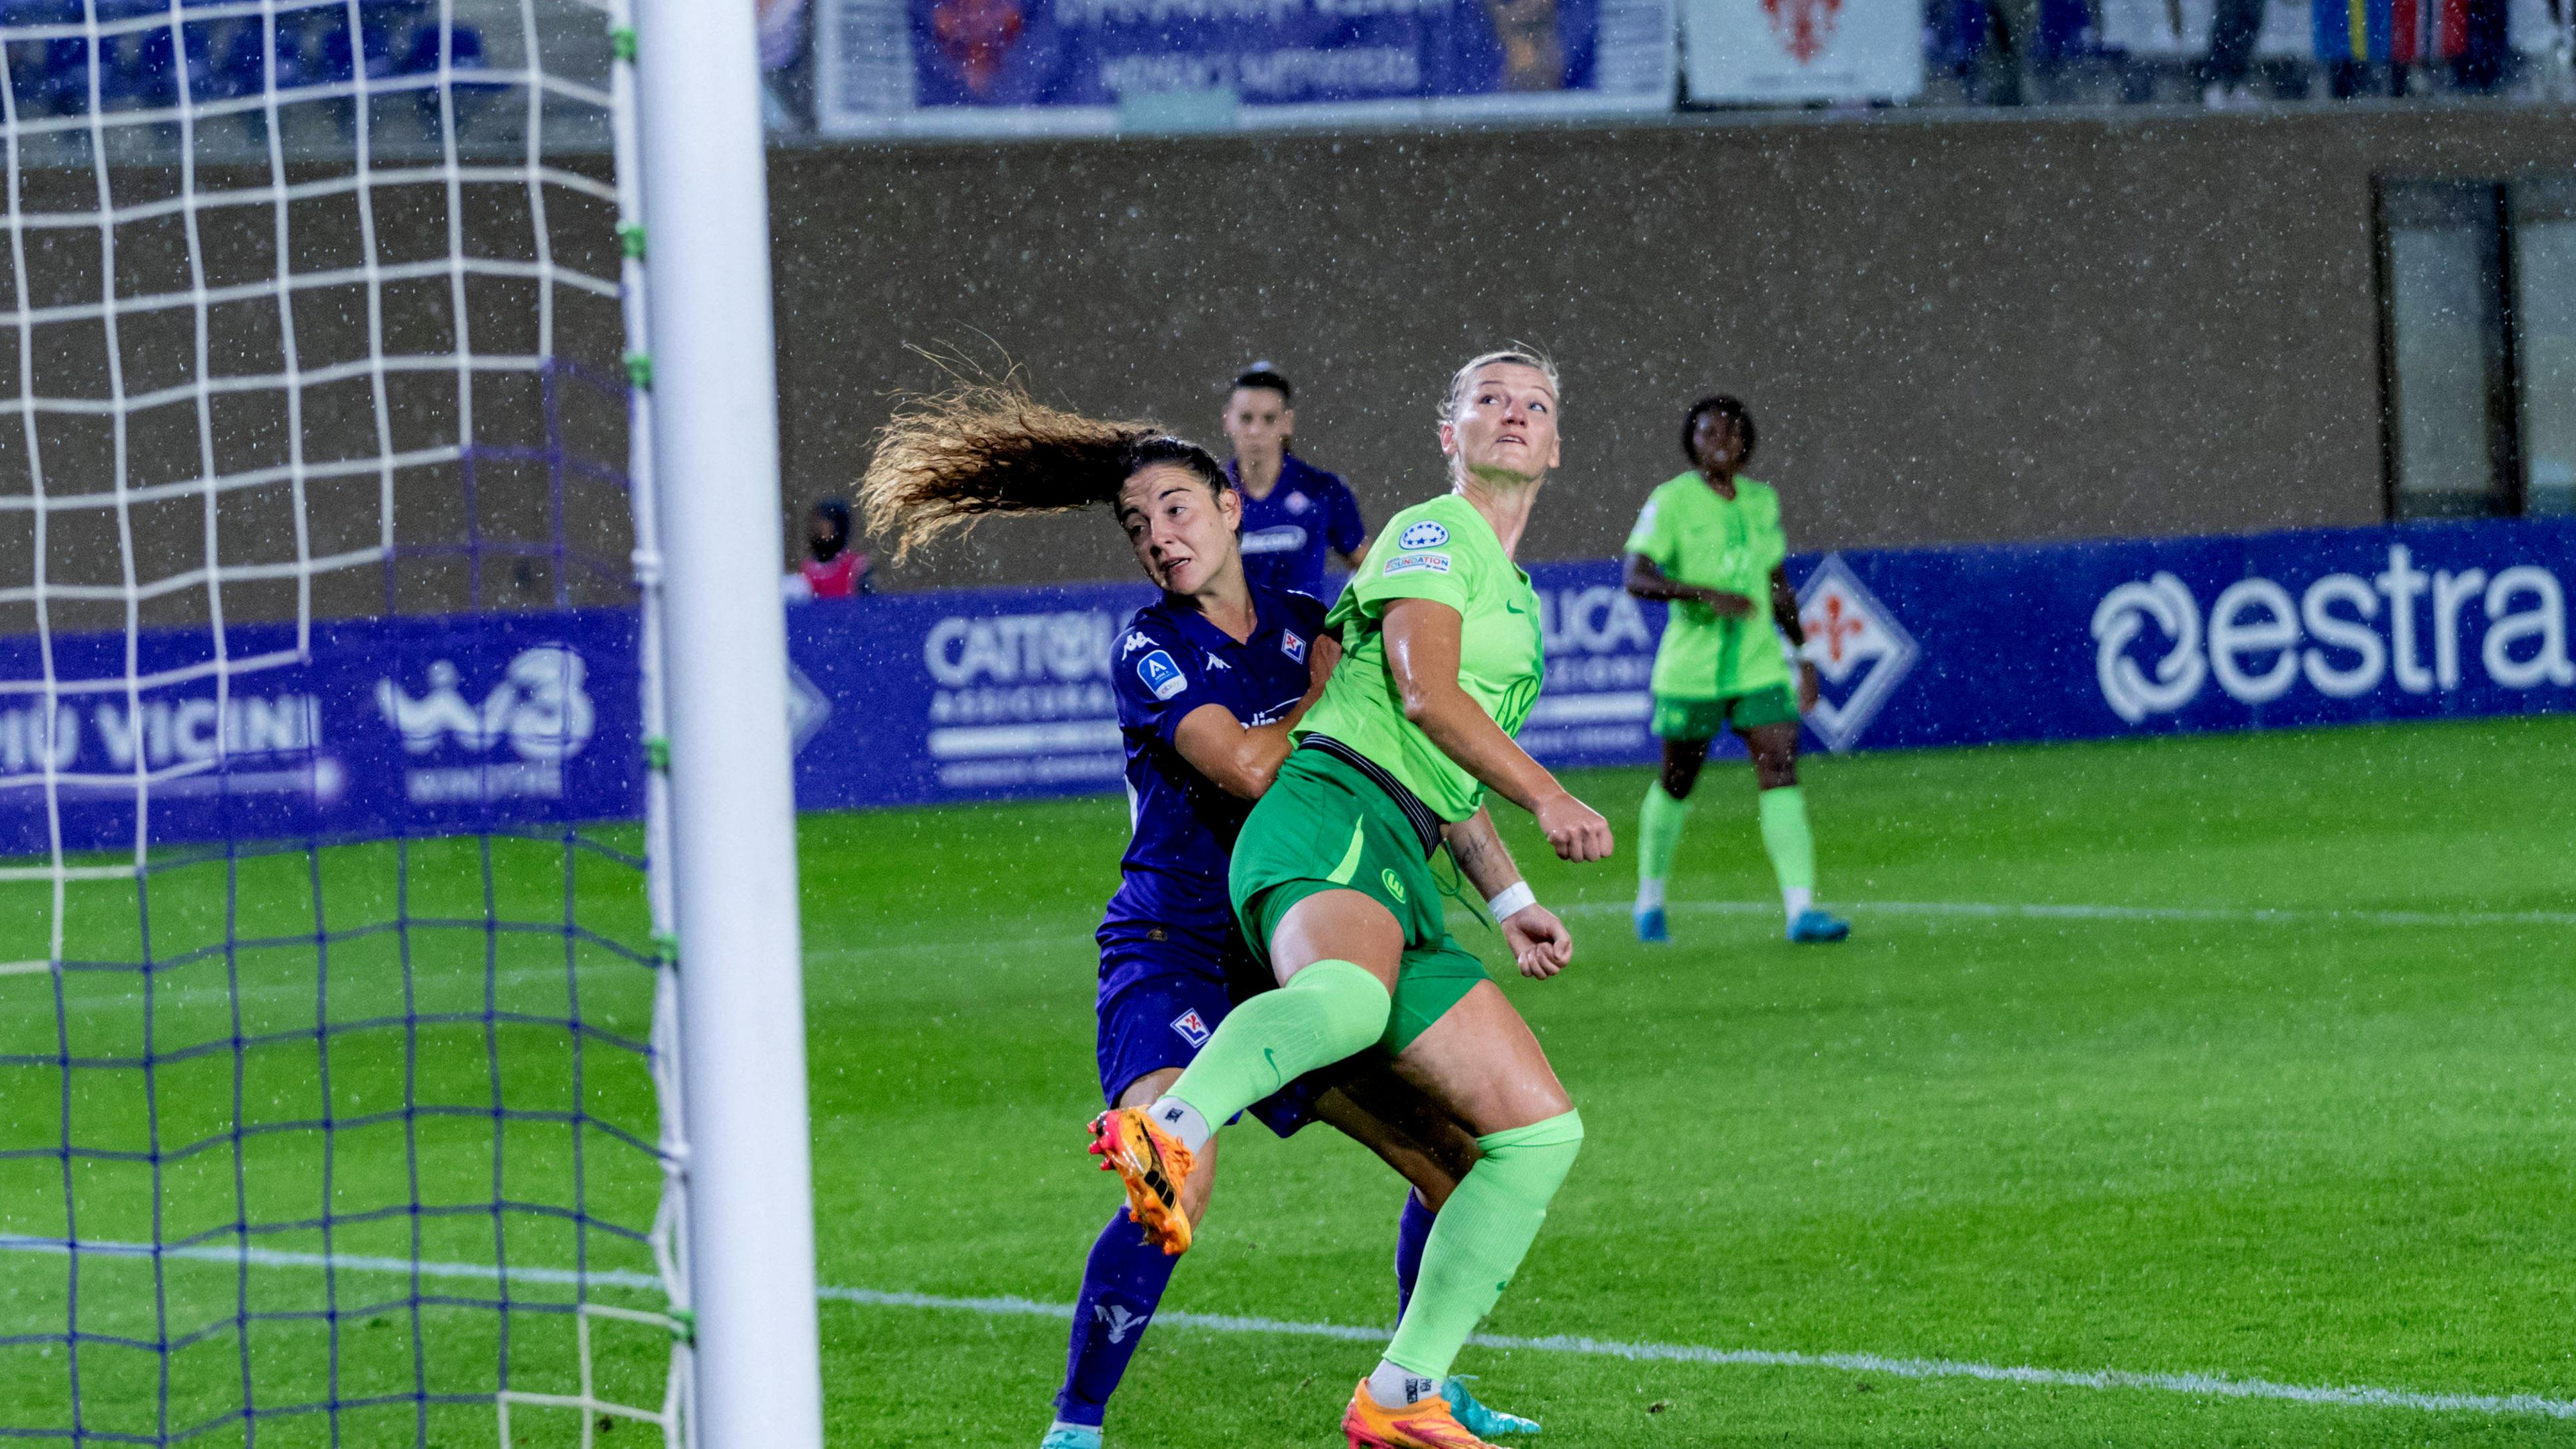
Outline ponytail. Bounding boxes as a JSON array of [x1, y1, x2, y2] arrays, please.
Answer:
[[858, 378, 1228, 561]]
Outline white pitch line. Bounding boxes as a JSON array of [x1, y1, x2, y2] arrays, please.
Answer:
[[6, 1236, 2571, 1421], [1552, 899, 2576, 930]]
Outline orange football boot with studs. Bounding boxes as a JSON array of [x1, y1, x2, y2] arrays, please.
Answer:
[[1086, 1107, 1196, 1255], [1341, 1379, 1499, 1448]]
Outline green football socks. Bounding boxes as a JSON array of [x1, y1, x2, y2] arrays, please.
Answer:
[[1158, 958, 1386, 1150], [1759, 783, 1817, 904], [1381, 1110, 1585, 1381], [1636, 782, 1691, 906]]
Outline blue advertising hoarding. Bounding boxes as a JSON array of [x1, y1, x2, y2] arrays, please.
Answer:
[[3, 517, 2569, 855], [817, 0, 1676, 136], [0, 612, 642, 859]]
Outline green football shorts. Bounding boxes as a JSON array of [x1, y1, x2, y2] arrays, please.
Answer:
[[1229, 746, 1493, 1056], [1651, 683, 1799, 741]]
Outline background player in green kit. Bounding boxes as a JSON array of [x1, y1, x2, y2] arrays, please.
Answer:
[[1092, 350, 1614, 1449], [1621, 395, 1851, 946]]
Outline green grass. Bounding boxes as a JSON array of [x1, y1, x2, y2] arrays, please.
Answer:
[[8, 715, 2576, 1445]]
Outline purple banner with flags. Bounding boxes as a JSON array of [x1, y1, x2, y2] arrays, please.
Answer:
[[816, 0, 1676, 136]]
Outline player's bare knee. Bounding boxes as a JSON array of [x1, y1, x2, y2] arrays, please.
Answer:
[[1660, 751, 1705, 799], [1116, 1066, 1185, 1110]]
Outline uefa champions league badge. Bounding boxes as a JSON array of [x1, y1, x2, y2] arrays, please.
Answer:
[[1399, 520, 1450, 550]]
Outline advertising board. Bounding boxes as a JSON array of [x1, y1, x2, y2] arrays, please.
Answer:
[[4, 518, 2566, 853], [817, 0, 1676, 136]]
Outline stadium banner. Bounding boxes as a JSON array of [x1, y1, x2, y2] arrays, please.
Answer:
[[4, 515, 2571, 851], [814, 0, 1678, 138], [0, 611, 644, 858], [773, 513, 2576, 809], [1680, 0, 1923, 103]]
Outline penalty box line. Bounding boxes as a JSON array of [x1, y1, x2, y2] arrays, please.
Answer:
[[4, 1236, 2571, 1422]]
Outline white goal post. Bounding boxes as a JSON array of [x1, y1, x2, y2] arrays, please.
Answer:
[[630, 0, 827, 1443]]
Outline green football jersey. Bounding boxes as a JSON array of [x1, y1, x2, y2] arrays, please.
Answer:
[[1294, 493, 1545, 822], [1625, 472, 1792, 700]]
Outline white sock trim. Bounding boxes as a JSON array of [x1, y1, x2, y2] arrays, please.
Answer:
[[1366, 1359, 1442, 1408], [1783, 886, 1813, 923], [1147, 1095, 1212, 1155], [1636, 878, 1666, 911]]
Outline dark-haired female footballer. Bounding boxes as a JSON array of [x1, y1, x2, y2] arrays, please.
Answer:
[[1621, 395, 1848, 946], [856, 388, 1540, 1449], [1093, 350, 1611, 1449], [1222, 364, 1372, 596]]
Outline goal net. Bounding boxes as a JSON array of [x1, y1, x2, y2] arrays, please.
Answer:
[[0, 0, 691, 1444]]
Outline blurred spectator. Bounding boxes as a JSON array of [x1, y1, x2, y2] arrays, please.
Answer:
[[1220, 364, 1370, 598], [2446, 0, 2511, 89], [784, 497, 871, 601], [2202, 0, 2267, 104], [1975, 0, 2048, 102]]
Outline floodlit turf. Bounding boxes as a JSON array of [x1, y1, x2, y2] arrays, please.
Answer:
[[800, 715, 2576, 1448], [6, 714, 2575, 1446]]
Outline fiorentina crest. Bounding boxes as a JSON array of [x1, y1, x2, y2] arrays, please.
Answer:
[[1796, 554, 1917, 753], [1761, 0, 1843, 63]]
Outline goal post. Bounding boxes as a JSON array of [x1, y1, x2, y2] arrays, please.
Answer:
[[629, 0, 827, 1442], [0, 0, 823, 1438]]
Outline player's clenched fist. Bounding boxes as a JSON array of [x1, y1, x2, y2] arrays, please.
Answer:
[[1535, 790, 1613, 862]]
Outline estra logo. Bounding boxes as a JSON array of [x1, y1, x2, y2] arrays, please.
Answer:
[[2091, 544, 2573, 722], [1797, 555, 1918, 752]]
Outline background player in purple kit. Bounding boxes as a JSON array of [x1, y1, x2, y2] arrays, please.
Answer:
[[1223, 364, 1372, 597], [853, 382, 1538, 1449]]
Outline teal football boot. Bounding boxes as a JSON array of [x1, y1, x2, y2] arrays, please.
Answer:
[[1788, 907, 1849, 943], [1443, 1375, 1542, 1435]]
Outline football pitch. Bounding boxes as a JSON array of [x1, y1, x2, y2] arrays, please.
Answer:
[[7, 714, 2576, 1446]]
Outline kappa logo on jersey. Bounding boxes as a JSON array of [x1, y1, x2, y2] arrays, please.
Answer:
[[1399, 520, 1450, 550], [1136, 649, 1189, 702], [1169, 1009, 1213, 1047], [1281, 631, 1307, 663], [1796, 555, 1917, 753], [1121, 631, 1156, 657], [1384, 551, 1452, 577]]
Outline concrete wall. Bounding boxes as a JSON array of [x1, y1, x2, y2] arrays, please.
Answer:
[[767, 103, 2576, 591]]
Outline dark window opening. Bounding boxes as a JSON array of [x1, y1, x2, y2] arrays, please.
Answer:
[[2374, 176, 2576, 523]]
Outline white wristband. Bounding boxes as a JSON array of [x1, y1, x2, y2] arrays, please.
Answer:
[[1485, 881, 1536, 921]]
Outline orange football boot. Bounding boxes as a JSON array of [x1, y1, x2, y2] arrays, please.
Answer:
[[1342, 1379, 1499, 1449], [1086, 1107, 1196, 1256]]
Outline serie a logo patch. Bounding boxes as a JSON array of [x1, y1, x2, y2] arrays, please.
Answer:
[[1136, 649, 1188, 701]]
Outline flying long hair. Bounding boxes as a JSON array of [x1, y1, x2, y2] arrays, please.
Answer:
[[857, 376, 1226, 561]]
